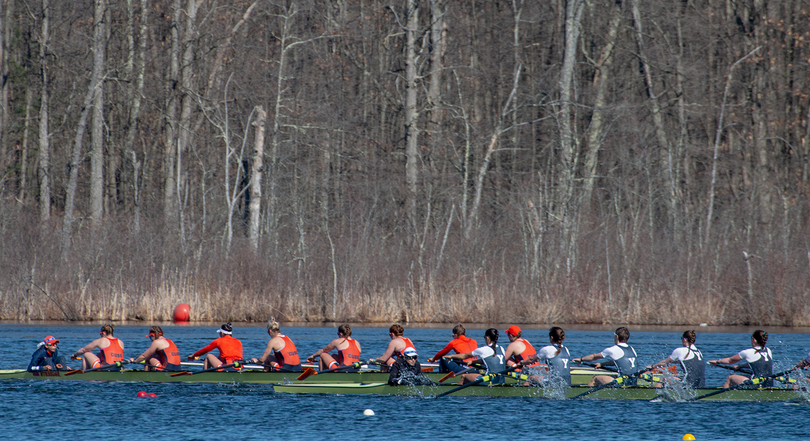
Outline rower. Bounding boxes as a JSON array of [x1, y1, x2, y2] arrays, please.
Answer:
[[573, 326, 640, 386], [307, 324, 361, 372], [72, 324, 125, 371], [708, 329, 773, 388], [249, 318, 303, 372], [443, 328, 506, 385], [647, 330, 705, 388], [368, 324, 416, 372], [516, 326, 571, 386], [129, 326, 182, 371], [427, 324, 478, 374], [29, 335, 71, 372], [189, 323, 243, 370], [388, 347, 432, 386], [502, 325, 539, 369]]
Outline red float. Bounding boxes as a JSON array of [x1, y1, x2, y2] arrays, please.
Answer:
[[136, 391, 147, 397], [147, 393, 157, 397], [173, 303, 190, 323]]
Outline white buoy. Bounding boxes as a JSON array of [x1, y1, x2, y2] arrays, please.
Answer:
[[363, 409, 375, 416], [699, 323, 708, 327]]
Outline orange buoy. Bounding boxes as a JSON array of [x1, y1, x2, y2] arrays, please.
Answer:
[[173, 303, 190, 323]]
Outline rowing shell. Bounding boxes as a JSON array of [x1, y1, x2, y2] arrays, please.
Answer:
[[272, 382, 809, 402], [0, 367, 615, 385]]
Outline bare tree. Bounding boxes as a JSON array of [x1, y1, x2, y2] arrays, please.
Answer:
[[90, 0, 106, 226], [403, 0, 420, 231], [37, 0, 49, 223], [249, 105, 266, 253]]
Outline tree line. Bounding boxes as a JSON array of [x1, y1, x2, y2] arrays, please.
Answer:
[[0, 0, 808, 325]]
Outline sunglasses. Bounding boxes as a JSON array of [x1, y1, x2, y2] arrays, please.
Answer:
[[405, 355, 417, 360]]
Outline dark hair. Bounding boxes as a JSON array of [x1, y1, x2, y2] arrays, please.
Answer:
[[549, 327, 565, 355], [221, 322, 233, 333], [682, 330, 696, 346], [615, 327, 630, 343], [338, 324, 352, 337], [752, 330, 768, 353], [389, 324, 404, 336], [101, 324, 115, 336], [149, 326, 164, 337], [452, 324, 466, 336], [485, 328, 499, 353]]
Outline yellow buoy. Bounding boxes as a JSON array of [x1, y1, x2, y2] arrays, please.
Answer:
[[683, 434, 695, 441]]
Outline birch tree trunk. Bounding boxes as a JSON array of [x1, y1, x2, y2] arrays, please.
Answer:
[[0, 0, 7, 170], [557, 0, 583, 270], [123, 0, 148, 233], [90, 0, 106, 226], [37, 0, 50, 223], [163, 0, 181, 226], [404, 0, 420, 231], [249, 106, 266, 253]]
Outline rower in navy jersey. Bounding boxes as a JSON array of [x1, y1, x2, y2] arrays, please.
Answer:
[[709, 329, 773, 388], [648, 330, 705, 387], [573, 327, 640, 386], [516, 326, 571, 386]]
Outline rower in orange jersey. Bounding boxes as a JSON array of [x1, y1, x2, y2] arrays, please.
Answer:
[[368, 324, 416, 372], [307, 324, 362, 372], [189, 323, 243, 369], [72, 324, 125, 370], [502, 325, 539, 369], [250, 318, 303, 372], [129, 326, 182, 371], [427, 324, 478, 373]]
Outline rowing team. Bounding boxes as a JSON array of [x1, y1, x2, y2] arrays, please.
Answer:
[[27, 321, 810, 387]]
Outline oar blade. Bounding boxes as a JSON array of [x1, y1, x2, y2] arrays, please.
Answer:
[[297, 367, 318, 381]]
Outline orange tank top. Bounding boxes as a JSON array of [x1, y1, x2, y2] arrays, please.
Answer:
[[273, 335, 301, 367], [514, 338, 539, 367], [157, 338, 182, 369], [99, 337, 124, 364], [337, 338, 362, 365]]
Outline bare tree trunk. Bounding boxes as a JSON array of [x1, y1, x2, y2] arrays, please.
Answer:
[[90, 0, 106, 226], [249, 105, 266, 253], [404, 0, 420, 231], [123, 0, 148, 233], [37, 0, 50, 223], [0, 0, 7, 172], [465, 64, 521, 239], [19, 79, 32, 204], [176, 0, 198, 245], [583, 0, 622, 205], [426, 0, 444, 147], [163, 0, 181, 226], [557, 0, 584, 270]]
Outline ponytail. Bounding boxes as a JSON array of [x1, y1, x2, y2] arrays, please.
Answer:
[[485, 328, 499, 353], [549, 327, 566, 356], [752, 330, 768, 353]]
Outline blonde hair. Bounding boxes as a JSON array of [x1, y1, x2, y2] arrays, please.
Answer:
[[267, 317, 280, 332]]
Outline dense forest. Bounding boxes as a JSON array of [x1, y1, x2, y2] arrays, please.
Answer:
[[0, 0, 808, 325]]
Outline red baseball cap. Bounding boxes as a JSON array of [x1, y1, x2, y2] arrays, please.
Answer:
[[43, 336, 59, 345], [504, 325, 521, 336]]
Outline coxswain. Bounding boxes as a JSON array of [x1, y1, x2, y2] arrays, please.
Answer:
[[648, 330, 705, 388], [72, 324, 125, 370], [307, 324, 362, 371], [427, 324, 478, 374], [708, 329, 773, 388], [28, 336, 71, 372], [189, 323, 243, 369], [129, 326, 182, 371], [368, 324, 416, 372], [249, 318, 303, 372], [388, 347, 432, 386], [517, 326, 572, 385], [443, 328, 506, 385], [573, 326, 641, 386], [502, 325, 539, 369]]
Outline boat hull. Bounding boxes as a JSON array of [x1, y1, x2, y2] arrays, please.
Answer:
[[272, 382, 808, 401], [0, 367, 612, 385]]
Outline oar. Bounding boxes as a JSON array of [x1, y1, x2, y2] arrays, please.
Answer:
[[64, 360, 126, 376], [435, 365, 517, 398], [571, 370, 646, 399], [438, 366, 477, 383], [708, 362, 753, 375], [297, 362, 362, 381], [575, 361, 618, 372], [689, 368, 796, 401], [170, 360, 246, 377]]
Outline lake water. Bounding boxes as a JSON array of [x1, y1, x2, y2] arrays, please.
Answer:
[[2, 323, 810, 440]]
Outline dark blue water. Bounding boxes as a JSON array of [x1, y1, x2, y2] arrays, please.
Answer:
[[2, 323, 809, 440]]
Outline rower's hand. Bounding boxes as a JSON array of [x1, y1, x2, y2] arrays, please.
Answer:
[[707, 360, 718, 365], [427, 358, 434, 363], [43, 365, 52, 371], [572, 358, 581, 364], [594, 363, 602, 369], [249, 358, 259, 364], [187, 354, 195, 361]]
